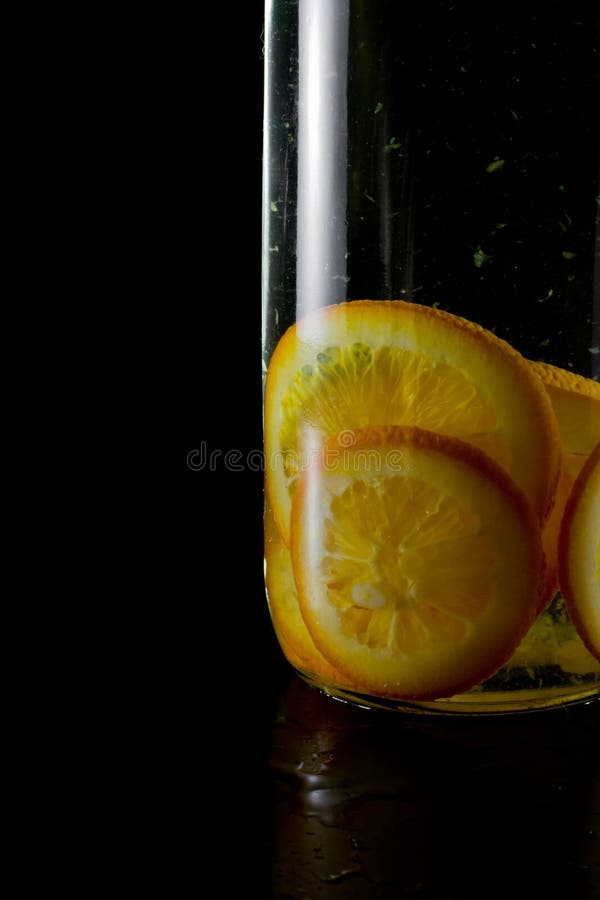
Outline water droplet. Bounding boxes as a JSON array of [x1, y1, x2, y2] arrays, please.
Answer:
[[321, 865, 365, 884]]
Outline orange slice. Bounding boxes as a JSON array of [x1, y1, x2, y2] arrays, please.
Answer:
[[266, 301, 560, 544], [530, 361, 600, 605], [290, 426, 544, 700], [558, 443, 600, 661], [528, 361, 600, 458], [265, 506, 349, 684]]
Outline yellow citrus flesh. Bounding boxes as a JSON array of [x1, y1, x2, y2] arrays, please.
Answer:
[[265, 506, 349, 684], [529, 361, 600, 605], [291, 426, 544, 700], [266, 301, 560, 545], [558, 443, 600, 661]]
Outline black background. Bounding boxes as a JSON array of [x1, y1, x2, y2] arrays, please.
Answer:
[[172, 4, 277, 675], [170, 5, 284, 713], [142, 4, 286, 890]]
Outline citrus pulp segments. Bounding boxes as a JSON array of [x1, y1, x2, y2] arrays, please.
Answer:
[[558, 443, 600, 661], [266, 301, 560, 545], [291, 426, 545, 700]]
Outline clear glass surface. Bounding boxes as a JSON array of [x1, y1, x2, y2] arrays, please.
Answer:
[[263, 0, 600, 713]]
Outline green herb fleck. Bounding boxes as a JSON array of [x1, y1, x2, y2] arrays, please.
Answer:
[[374, 102, 383, 115], [385, 137, 402, 151], [431, 301, 441, 309], [539, 339, 550, 347], [562, 251, 576, 259], [538, 289, 554, 303], [474, 246, 490, 268], [486, 159, 505, 173], [270, 201, 278, 212]]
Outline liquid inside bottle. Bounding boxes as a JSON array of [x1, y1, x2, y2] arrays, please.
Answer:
[[262, 0, 600, 713]]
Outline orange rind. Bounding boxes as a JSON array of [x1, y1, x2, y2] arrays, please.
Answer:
[[558, 443, 600, 661], [265, 506, 349, 684], [529, 360, 600, 457], [530, 361, 600, 605]]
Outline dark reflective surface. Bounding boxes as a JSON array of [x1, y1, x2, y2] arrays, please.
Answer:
[[268, 671, 599, 899]]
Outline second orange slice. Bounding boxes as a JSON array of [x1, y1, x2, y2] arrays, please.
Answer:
[[291, 426, 544, 700], [530, 361, 600, 606]]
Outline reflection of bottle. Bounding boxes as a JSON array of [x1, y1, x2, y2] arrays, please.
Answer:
[[263, 1, 600, 713], [269, 677, 600, 897]]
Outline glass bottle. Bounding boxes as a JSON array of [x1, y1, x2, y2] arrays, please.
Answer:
[[262, 0, 600, 713]]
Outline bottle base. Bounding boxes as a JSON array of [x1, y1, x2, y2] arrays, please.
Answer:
[[296, 668, 600, 716]]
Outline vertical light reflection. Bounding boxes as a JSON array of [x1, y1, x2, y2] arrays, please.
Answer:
[[593, 166, 599, 380], [297, 0, 350, 320], [261, 0, 274, 355]]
